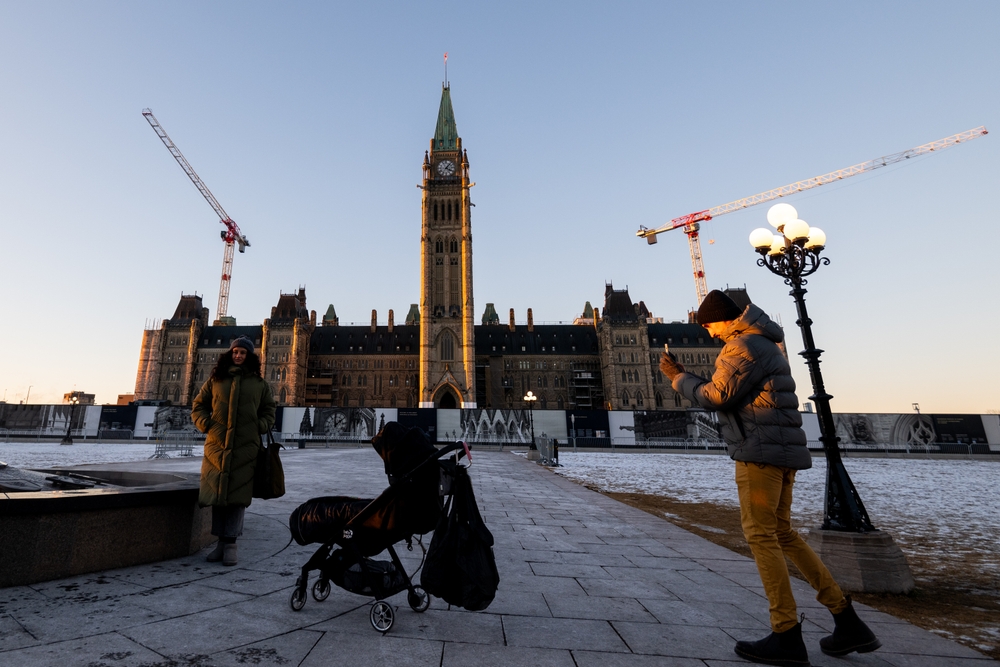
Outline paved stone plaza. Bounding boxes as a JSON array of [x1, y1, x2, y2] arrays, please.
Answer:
[[1, 448, 995, 666]]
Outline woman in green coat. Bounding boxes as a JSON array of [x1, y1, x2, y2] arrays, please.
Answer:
[[192, 336, 276, 566]]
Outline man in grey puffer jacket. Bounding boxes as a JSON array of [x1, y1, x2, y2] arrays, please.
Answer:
[[660, 290, 879, 667]]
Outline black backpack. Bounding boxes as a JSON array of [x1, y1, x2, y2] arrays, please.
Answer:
[[420, 465, 499, 611]]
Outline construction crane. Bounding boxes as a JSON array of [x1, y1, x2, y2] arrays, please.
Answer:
[[637, 126, 988, 304], [142, 108, 250, 323]]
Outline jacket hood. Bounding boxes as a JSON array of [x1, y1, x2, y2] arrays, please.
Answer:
[[721, 303, 784, 344]]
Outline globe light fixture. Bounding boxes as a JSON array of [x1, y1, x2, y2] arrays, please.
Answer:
[[782, 218, 811, 243], [749, 227, 774, 251], [766, 202, 798, 228]]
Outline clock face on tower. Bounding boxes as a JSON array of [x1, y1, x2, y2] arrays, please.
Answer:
[[436, 160, 456, 176]]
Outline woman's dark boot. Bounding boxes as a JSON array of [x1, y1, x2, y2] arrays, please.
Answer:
[[205, 542, 225, 563], [820, 596, 881, 656], [222, 543, 238, 566], [734, 622, 810, 667]]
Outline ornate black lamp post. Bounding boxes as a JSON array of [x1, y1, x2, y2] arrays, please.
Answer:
[[523, 390, 537, 450], [61, 395, 80, 446], [750, 204, 875, 533]]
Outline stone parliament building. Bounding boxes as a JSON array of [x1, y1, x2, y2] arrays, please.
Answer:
[[134, 85, 743, 413]]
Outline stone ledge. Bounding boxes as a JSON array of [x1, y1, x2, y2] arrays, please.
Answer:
[[806, 528, 915, 594]]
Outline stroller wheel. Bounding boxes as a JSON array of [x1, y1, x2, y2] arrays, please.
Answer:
[[289, 586, 307, 611], [370, 601, 394, 633], [408, 586, 430, 612], [312, 579, 331, 602]]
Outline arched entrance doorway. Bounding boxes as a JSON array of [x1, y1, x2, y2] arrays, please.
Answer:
[[434, 386, 460, 409]]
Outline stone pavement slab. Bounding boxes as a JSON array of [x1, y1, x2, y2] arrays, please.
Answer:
[[0, 448, 995, 666]]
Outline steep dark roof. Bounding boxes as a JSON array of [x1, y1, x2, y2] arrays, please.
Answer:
[[271, 289, 309, 323], [603, 284, 638, 323], [647, 322, 723, 348], [309, 325, 420, 355], [475, 324, 600, 355], [724, 287, 753, 311], [198, 326, 264, 349], [169, 294, 206, 324]]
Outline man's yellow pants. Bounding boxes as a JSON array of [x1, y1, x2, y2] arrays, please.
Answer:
[[735, 461, 848, 632]]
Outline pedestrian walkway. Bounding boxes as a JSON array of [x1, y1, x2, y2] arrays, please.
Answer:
[[0, 449, 994, 666]]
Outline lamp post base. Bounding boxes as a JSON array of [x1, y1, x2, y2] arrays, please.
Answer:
[[806, 528, 915, 594]]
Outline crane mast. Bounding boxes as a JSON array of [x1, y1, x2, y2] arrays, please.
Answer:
[[142, 108, 250, 322], [638, 126, 988, 304]]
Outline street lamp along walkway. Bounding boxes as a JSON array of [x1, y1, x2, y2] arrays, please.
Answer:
[[749, 204, 914, 593], [523, 391, 537, 452], [61, 395, 80, 446]]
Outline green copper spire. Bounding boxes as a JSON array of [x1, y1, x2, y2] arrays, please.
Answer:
[[434, 86, 458, 150]]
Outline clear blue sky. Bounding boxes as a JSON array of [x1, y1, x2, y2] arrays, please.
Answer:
[[1, 2, 997, 412]]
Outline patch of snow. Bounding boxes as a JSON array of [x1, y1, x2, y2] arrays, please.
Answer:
[[555, 452, 1000, 578]]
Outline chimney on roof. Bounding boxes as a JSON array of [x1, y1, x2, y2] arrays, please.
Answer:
[[594, 307, 601, 327], [388, 309, 394, 333], [509, 308, 516, 332], [527, 308, 534, 332], [371, 309, 377, 333]]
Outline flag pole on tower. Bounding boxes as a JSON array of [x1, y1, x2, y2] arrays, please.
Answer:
[[444, 52, 448, 87]]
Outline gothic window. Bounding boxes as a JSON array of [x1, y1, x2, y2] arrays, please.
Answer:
[[537, 376, 542, 388], [162, 389, 169, 401], [636, 391, 644, 407], [440, 331, 454, 360], [621, 390, 630, 407], [621, 370, 627, 383], [674, 393, 682, 407], [281, 368, 287, 381], [390, 395, 397, 407], [655, 392, 663, 407], [279, 387, 287, 403], [540, 396, 547, 409], [449, 256, 458, 265], [433, 202, 438, 220], [436, 257, 444, 266], [435, 238, 444, 253], [449, 238, 458, 253], [615, 335, 621, 345], [342, 393, 349, 407], [557, 396, 564, 409], [358, 394, 365, 407]]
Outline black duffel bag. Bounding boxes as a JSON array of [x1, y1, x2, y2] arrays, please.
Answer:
[[420, 465, 499, 611]]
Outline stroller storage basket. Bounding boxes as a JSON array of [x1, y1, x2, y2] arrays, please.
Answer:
[[327, 549, 407, 599]]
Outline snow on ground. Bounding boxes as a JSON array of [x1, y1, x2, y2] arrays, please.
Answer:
[[555, 452, 1000, 578], [0, 442, 202, 469]]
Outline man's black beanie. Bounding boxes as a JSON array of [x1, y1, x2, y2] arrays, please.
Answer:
[[697, 290, 743, 325]]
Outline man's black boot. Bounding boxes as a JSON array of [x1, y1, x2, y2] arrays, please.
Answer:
[[820, 596, 882, 656], [734, 622, 810, 667]]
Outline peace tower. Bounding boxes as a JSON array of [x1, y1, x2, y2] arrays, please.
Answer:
[[418, 85, 476, 408]]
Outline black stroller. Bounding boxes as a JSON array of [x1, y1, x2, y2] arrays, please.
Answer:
[[287, 423, 470, 632]]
